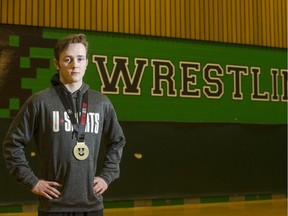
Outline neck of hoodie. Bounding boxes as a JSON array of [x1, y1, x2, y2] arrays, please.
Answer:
[[61, 81, 82, 93], [51, 73, 89, 96]]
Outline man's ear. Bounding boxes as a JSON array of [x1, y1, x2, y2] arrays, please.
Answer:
[[53, 59, 60, 70]]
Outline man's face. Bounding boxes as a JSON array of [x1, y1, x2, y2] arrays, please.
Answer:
[[54, 43, 88, 85]]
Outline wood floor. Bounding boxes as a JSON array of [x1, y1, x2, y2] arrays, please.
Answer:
[[0, 199, 286, 216], [105, 199, 287, 216]]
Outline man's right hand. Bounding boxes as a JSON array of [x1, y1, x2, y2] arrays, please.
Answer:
[[31, 180, 62, 200]]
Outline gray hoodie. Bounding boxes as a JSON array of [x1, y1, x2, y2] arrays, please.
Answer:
[[2, 73, 125, 212]]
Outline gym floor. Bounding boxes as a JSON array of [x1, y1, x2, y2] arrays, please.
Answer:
[[0, 199, 286, 216]]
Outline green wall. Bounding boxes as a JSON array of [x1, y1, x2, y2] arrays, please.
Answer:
[[0, 24, 287, 123]]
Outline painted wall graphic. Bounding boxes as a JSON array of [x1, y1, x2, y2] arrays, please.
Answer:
[[0, 24, 287, 123]]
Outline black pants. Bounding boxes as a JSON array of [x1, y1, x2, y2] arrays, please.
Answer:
[[38, 210, 103, 216]]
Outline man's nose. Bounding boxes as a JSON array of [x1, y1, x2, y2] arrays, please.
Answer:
[[72, 59, 79, 68]]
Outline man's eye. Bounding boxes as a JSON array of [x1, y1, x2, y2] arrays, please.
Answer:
[[64, 58, 71, 63], [78, 57, 85, 61]]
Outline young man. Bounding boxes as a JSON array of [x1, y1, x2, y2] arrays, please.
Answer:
[[2, 34, 125, 216]]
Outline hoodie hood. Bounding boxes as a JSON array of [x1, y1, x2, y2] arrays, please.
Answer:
[[51, 73, 90, 127], [50, 73, 89, 95]]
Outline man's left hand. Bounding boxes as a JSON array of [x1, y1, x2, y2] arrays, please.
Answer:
[[93, 177, 108, 195]]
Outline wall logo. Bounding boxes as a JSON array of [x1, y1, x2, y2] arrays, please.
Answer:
[[93, 55, 288, 102]]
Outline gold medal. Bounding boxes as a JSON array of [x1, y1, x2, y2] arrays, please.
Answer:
[[73, 141, 89, 160]]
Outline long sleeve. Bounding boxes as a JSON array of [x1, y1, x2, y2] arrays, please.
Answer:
[[99, 101, 125, 185], [2, 97, 39, 190]]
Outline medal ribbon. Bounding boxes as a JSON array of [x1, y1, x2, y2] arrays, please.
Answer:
[[55, 86, 88, 142]]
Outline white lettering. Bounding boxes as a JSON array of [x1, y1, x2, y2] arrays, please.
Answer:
[[53, 111, 59, 132]]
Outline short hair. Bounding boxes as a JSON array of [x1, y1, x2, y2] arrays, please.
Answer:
[[54, 34, 89, 61]]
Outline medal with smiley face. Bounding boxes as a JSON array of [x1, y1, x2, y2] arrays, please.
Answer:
[[73, 141, 89, 160]]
